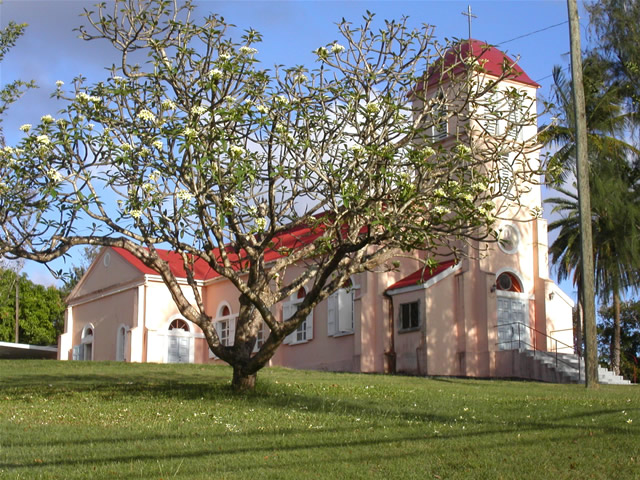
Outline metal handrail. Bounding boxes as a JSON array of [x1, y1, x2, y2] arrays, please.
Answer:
[[494, 321, 582, 382]]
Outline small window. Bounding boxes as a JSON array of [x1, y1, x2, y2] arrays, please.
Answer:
[[399, 301, 420, 331]]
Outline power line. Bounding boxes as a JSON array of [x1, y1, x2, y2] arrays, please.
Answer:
[[497, 21, 568, 47]]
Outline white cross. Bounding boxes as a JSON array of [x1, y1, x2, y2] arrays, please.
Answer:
[[462, 5, 477, 39]]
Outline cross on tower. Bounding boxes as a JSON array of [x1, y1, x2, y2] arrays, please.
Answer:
[[461, 5, 477, 40]]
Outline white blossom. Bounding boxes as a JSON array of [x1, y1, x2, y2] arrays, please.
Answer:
[[47, 168, 62, 182], [433, 206, 450, 215], [239, 46, 258, 55], [208, 68, 223, 80], [315, 47, 328, 59], [275, 95, 289, 105], [255, 217, 267, 230], [142, 183, 154, 192], [112, 76, 124, 82], [294, 73, 307, 83], [455, 144, 471, 155], [176, 189, 193, 201], [225, 96, 236, 104], [331, 43, 345, 53], [191, 105, 207, 116], [422, 146, 435, 157], [256, 105, 268, 114], [129, 209, 142, 219], [229, 145, 245, 157], [152, 139, 163, 150], [19, 124, 31, 133], [41, 115, 55, 124], [55, 80, 64, 88], [183, 127, 197, 137], [366, 102, 380, 114], [137, 109, 156, 122], [149, 170, 161, 182], [37, 135, 51, 145], [219, 53, 231, 61], [162, 99, 176, 110]]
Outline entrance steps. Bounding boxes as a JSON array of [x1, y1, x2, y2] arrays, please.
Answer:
[[519, 350, 632, 385]]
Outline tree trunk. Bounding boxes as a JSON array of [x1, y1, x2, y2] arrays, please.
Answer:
[[612, 290, 621, 375], [232, 365, 257, 392]]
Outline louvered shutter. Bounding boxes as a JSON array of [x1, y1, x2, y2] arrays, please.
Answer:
[[337, 288, 354, 332], [327, 293, 337, 336]]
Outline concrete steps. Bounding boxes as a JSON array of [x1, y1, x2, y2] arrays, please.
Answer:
[[522, 350, 632, 385]]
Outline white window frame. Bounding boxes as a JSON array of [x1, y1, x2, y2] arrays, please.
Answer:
[[209, 302, 237, 358], [283, 288, 313, 345]]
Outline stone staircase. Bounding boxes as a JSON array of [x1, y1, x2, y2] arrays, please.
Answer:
[[521, 350, 632, 385]]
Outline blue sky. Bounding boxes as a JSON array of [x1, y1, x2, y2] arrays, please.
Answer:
[[0, 0, 586, 297]]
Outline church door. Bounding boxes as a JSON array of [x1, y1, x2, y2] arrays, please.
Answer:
[[167, 335, 190, 363], [497, 295, 529, 350]]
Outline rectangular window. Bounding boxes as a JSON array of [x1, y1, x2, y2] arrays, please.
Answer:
[[399, 301, 420, 330]]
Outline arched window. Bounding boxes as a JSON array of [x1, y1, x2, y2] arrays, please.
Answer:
[[210, 303, 237, 359], [283, 287, 313, 345], [78, 324, 94, 361], [116, 325, 127, 362], [169, 319, 190, 332], [496, 272, 522, 293]]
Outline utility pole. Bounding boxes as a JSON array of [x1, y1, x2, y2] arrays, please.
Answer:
[[567, 0, 598, 387], [14, 276, 19, 343]]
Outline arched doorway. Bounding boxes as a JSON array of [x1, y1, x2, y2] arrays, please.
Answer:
[[167, 318, 191, 363]]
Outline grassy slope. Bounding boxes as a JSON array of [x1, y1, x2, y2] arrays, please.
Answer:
[[0, 361, 637, 479]]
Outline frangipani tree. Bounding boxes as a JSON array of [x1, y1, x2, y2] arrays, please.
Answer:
[[0, 0, 542, 390]]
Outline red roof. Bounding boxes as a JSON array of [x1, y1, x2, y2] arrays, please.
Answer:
[[420, 39, 539, 91], [112, 247, 219, 281], [109, 216, 345, 281], [386, 260, 456, 292]]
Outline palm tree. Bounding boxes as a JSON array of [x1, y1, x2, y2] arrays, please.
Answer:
[[548, 165, 640, 373], [542, 54, 640, 375]]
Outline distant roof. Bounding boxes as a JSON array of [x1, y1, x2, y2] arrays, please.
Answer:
[[420, 39, 539, 91], [386, 260, 457, 292], [0, 341, 57, 359]]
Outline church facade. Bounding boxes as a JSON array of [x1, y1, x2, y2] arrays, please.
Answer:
[[59, 41, 575, 379]]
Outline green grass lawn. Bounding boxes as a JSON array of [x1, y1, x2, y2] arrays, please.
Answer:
[[0, 361, 637, 479]]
